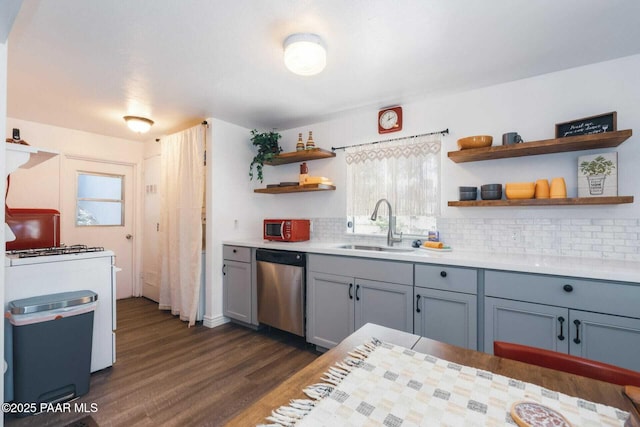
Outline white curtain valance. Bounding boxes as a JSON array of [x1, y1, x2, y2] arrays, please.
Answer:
[[345, 138, 441, 164], [346, 134, 441, 218]]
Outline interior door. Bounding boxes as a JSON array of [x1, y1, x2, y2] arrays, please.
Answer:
[[62, 157, 135, 299], [142, 155, 160, 302]]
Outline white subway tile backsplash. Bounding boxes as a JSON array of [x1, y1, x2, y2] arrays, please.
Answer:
[[571, 219, 592, 225], [615, 232, 637, 240], [592, 219, 615, 226], [309, 217, 640, 261], [615, 219, 638, 226], [594, 232, 614, 239]]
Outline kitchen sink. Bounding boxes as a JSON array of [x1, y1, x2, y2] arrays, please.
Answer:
[[337, 244, 415, 253]]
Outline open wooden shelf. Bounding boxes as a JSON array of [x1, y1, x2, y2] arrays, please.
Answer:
[[447, 130, 633, 163], [264, 148, 336, 166], [448, 196, 634, 207], [254, 183, 336, 194]]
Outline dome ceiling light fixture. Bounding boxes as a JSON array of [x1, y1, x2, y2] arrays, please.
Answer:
[[283, 33, 327, 76], [123, 115, 154, 133]]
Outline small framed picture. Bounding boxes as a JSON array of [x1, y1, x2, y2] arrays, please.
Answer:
[[556, 112, 617, 138], [578, 152, 618, 197]]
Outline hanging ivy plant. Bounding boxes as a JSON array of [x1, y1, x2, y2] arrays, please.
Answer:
[[249, 129, 282, 182]]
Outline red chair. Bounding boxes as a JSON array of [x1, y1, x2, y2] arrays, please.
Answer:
[[493, 341, 640, 388]]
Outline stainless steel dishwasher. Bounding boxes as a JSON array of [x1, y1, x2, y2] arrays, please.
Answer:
[[256, 249, 306, 337]]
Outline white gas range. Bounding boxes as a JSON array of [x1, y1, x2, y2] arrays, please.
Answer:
[[4, 245, 117, 401], [5, 245, 109, 266]]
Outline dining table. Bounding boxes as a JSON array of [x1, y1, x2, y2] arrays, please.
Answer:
[[226, 323, 640, 426]]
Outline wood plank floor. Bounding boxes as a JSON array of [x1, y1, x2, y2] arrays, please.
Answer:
[[5, 297, 319, 427]]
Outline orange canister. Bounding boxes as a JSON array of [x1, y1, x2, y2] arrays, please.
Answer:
[[535, 179, 550, 199], [550, 177, 567, 198]]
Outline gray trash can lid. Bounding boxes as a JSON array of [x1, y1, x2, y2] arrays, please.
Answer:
[[9, 290, 98, 315]]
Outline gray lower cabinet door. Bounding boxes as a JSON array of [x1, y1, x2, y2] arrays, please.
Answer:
[[484, 297, 569, 354], [569, 310, 640, 372], [222, 260, 252, 323], [415, 287, 477, 350], [306, 271, 355, 349], [354, 278, 413, 334]]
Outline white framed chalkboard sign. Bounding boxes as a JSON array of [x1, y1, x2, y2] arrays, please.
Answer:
[[555, 112, 617, 138]]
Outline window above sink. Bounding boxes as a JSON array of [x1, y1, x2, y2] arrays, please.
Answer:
[[345, 134, 441, 237]]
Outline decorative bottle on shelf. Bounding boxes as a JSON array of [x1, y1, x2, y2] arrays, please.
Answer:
[[299, 162, 309, 186], [306, 131, 315, 150], [296, 133, 305, 151]]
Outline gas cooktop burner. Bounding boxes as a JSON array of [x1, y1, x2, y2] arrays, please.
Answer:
[[8, 245, 105, 258]]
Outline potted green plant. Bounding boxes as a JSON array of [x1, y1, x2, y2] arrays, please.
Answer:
[[249, 129, 282, 182], [579, 155, 615, 195]]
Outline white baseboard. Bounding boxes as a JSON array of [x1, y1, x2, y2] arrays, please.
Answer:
[[203, 314, 230, 328]]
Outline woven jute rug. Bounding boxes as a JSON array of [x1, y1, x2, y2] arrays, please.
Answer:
[[260, 338, 630, 426]]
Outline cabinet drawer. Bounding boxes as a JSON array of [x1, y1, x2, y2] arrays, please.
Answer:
[[485, 270, 639, 319], [415, 264, 477, 294], [223, 245, 251, 263], [308, 255, 412, 286]]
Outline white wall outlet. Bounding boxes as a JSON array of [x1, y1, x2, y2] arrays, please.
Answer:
[[509, 229, 522, 243], [309, 220, 313, 233]]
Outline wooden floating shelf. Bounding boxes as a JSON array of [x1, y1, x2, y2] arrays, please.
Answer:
[[254, 183, 336, 194], [448, 130, 632, 163], [448, 196, 634, 207], [264, 148, 336, 166]]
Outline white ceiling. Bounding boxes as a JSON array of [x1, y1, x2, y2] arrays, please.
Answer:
[[6, 0, 640, 141]]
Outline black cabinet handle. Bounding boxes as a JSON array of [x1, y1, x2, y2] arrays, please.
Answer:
[[416, 295, 421, 313], [222, 264, 226, 275], [356, 284, 360, 301], [573, 319, 581, 344], [348, 283, 353, 300], [440, 271, 447, 278], [233, 249, 237, 253], [557, 316, 565, 341], [563, 284, 573, 293]]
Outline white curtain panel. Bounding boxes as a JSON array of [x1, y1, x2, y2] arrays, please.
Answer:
[[345, 134, 441, 217], [159, 125, 205, 326]]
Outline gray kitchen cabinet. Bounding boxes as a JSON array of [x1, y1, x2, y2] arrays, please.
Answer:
[[306, 254, 413, 349], [414, 264, 478, 350], [569, 310, 640, 371], [306, 271, 354, 349], [484, 297, 569, 353], [415, 287, 477, 350], [222, 245, 254, 325], [354, 278, 413, 334], [484, 270, 640, 371]]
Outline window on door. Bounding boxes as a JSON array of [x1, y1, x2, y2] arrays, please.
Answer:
[[76, 172, 125, 226]]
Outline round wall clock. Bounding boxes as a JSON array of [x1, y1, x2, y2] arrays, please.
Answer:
[[378, 106, 403, 134]]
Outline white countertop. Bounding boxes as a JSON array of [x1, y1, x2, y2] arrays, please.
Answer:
[[223, 239, 640, 284]]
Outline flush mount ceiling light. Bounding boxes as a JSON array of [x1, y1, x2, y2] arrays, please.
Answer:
[[283, 33, 326, 76], [123, 116, 154, 133]]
